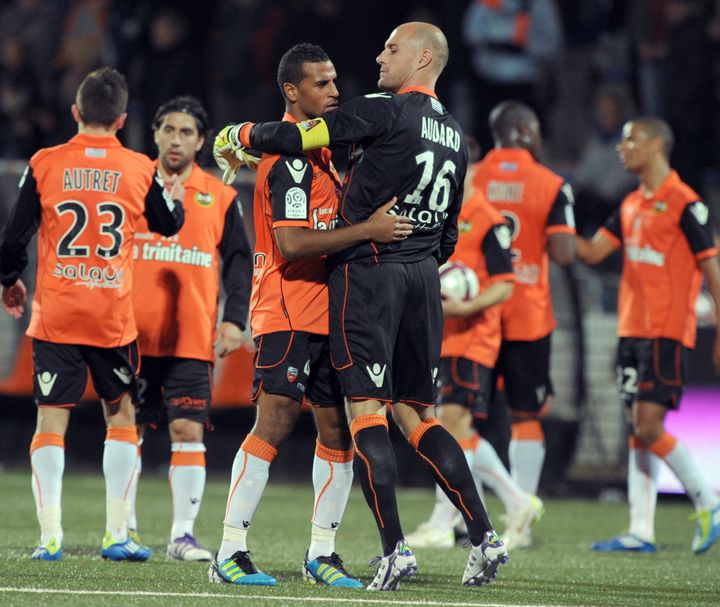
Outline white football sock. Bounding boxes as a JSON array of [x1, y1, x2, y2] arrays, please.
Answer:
[[219, 436, 276, 561], [662, 440, 718, 511], [308, 443, 354, 560], [30, 434, 65, 545], [169, 442, 207, 540], [474, 437, 528, 513], [509, 421, 545, 495], [628, 445, 660, 543], [104, 427, 138, 541]]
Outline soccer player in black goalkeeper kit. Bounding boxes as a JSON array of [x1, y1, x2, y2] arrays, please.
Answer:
[[214, 22, 508, 591]]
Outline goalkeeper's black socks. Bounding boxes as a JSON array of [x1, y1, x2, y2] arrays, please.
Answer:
[[351, 414, 404, 556], [409, 419, 492, 546]]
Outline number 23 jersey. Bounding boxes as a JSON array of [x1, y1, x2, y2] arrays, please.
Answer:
[[3, 134, 181, 347]]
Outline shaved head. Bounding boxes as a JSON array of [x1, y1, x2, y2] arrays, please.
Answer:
[[489, 101, 538, 141], [377, 21, 450, 91], [488, 100, 542, 157], [631, 117, 674, 158], [397, 21, 449, 72]]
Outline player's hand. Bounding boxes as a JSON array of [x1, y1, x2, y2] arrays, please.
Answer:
[[2, 280, 27, 319], [167, 174, 185, 202], [441, 296, 482, 318], [215, 321, 244, 358], [213, 123, 261, 184], [365, 197, 413, 243]]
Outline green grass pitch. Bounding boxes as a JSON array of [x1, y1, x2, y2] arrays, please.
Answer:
[[0, 469, 718, 606]]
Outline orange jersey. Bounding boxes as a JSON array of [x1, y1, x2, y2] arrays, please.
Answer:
[[599, 171, 717, 348], [132, 163, 245, 361], [21, 134, 172, 347], [250, 114, 342, 337], [441, 192, 514, 367], [473, 148, 575, 341]]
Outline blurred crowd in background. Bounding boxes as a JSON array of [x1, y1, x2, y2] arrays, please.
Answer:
[[1, 0, 720, 238]]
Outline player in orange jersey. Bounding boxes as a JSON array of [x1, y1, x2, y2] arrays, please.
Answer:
[[472, 101, 576, 548], [577, 117, 720, 555], [407, 154, 542, 550], [210, 43, 411, 588], [125, 96, 252, 562], [0, 68, 184, 561]]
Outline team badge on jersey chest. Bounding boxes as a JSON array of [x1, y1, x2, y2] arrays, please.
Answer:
[[195, 192, 215, 207], [653, 201, 667, 214]]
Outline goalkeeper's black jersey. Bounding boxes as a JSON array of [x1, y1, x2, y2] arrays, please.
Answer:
[[249, 88, 468, 265]]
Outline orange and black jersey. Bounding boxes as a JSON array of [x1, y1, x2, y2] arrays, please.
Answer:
[[473, 148, 575, 341], [247, 88, 468, 265], [599, 170, 717, 348], [0, 133, 184, 347], [132, 163, 252, 361], [251, 113, 341, 337], [442, 192, 514, 368]]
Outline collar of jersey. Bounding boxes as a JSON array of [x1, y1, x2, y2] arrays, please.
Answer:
[[70, 133, 121, 147], [397, 86, 438, 99], [153, 159, 205, 191], [639, 169, 680, 203], [283, 112, 298, 123], [485, 147, 534, 163]]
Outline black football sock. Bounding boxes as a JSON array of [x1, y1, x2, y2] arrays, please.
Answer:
[[410, 419, 492, 546], [351, 414, 404, 555]]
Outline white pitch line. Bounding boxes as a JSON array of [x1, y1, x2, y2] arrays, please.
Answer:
[[0, 587, 575, 607]]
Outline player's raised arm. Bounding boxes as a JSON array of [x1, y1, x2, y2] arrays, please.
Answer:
[[143, 172, 185, 236], [214, 93, 394, 170]]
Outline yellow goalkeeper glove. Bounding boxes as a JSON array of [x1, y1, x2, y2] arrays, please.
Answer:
[[213, 123, 261, 184]]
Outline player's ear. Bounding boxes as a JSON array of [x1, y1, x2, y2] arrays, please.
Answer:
[[284, 82, 298, 103], [114, 112, 128, 131], [418, 48, 432, 69], [71, 104, 82, 124], [196, 135, 205, 152]]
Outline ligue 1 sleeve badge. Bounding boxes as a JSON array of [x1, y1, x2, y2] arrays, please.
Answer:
[[286, 366, 299, 383], [195, 192, 215, 207]]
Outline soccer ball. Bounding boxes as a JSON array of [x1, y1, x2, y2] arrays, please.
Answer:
[[439, 261, 479, 301]]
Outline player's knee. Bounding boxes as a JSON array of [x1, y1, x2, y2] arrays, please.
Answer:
[[633, 422, 663, 447], [315, 409, 352, 451], [253, 392, 300, 445], [169, 418, 203, 443]]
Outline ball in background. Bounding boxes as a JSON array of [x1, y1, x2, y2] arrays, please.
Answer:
[[439, 261, 479, 301]]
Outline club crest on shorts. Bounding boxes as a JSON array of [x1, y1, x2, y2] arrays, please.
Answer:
[[287, 366, 299, 383]]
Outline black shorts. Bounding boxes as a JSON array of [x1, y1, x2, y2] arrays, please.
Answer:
[[135, 356, 213, 426], [495, 335, 554, 415], [616, 337, 686, 409], [252, 331, 342, 408], [328, 258, 443, 405], [437, 357, 493, 418], [32, 338, 139, 406]]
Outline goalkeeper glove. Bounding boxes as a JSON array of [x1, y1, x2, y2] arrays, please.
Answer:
[[213, 123, 261, 184]]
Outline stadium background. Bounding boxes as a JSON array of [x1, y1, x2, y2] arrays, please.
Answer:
[[0, 0, 719, 496]]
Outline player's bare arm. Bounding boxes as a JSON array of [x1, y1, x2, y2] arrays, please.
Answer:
[[442, 279, 513, 318], [274, 197, 413, 261], [699, 255, 720, 372], [576, 231, 617, 265], [548, 233, 576, 266]]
